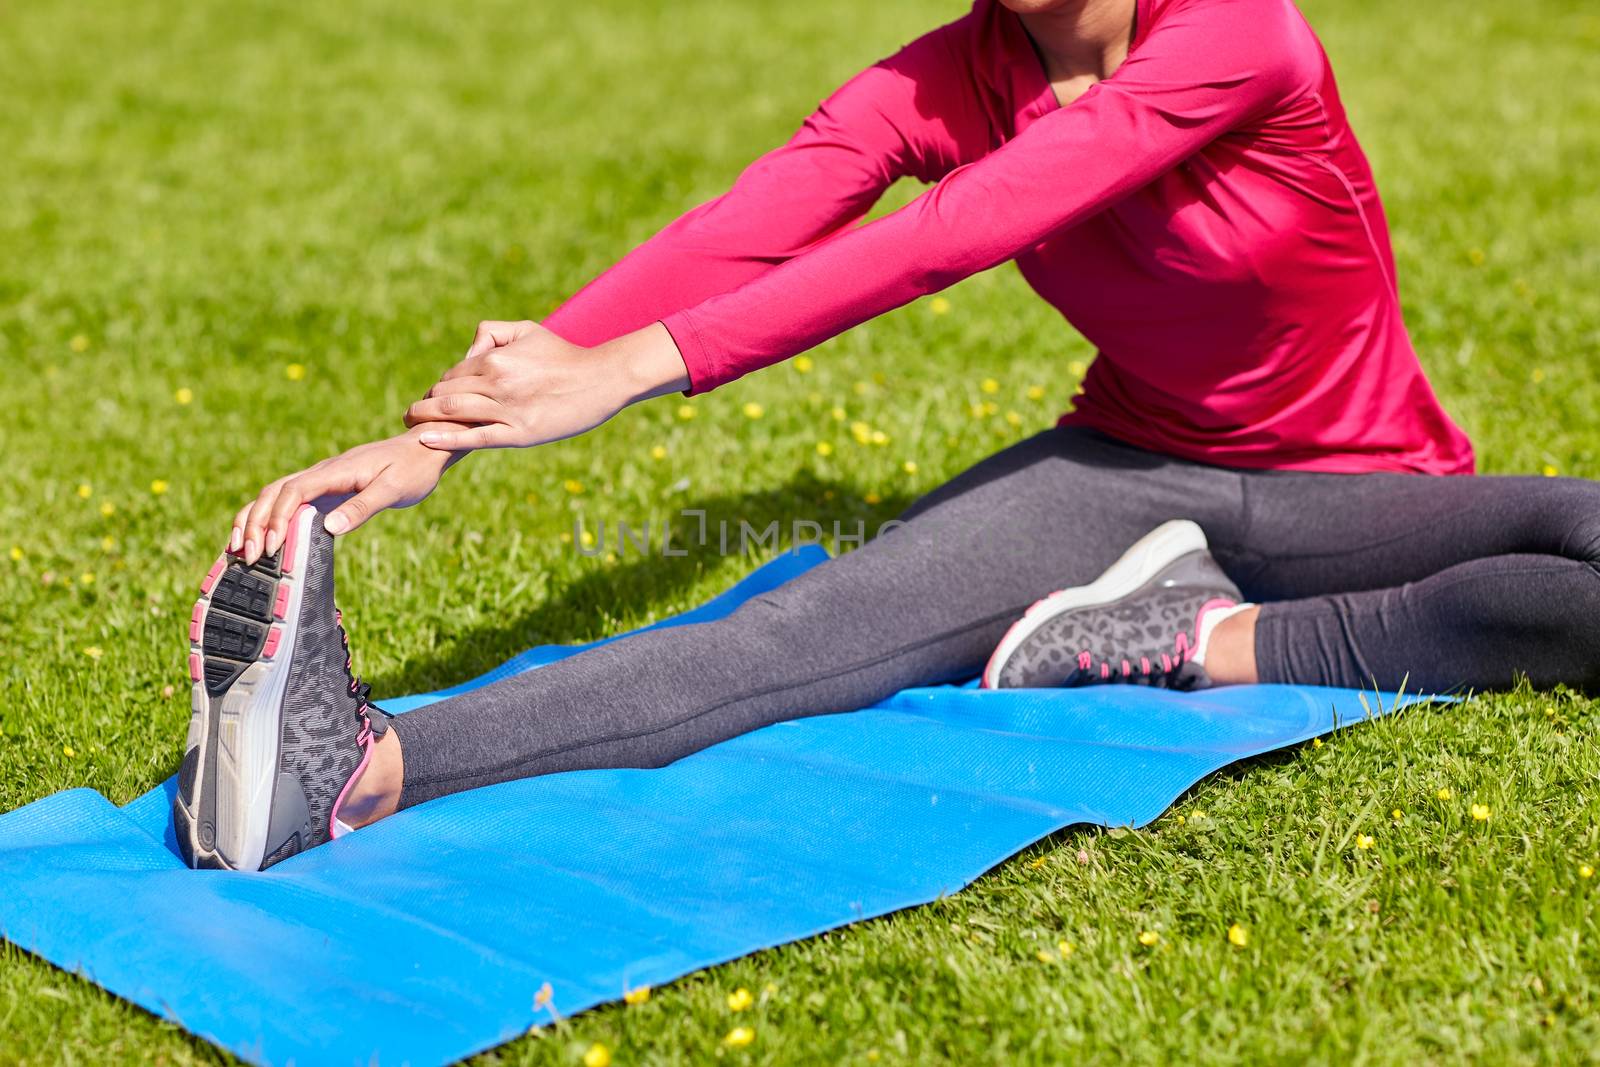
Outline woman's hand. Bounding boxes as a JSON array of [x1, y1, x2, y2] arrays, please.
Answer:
[[232, 426, 466, 564], [403, 320, 690, 451]]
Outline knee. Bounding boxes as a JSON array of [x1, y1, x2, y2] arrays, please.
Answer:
[[1561, 511, 1600, 568]]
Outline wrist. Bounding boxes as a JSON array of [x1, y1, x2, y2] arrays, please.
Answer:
[[597, 322, 691, 405]]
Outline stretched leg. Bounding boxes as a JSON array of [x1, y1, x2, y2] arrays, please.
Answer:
[[381, 428, 1247, 808], [1219, 471, 1600, 691]]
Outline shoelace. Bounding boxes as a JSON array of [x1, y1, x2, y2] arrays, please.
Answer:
[[1074, 633, 1193, 686], [334, 608, 379, 743]]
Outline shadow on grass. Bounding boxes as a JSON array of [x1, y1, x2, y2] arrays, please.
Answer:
[[365, 471, 918, 698]]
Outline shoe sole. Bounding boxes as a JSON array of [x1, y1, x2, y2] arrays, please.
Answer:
[[174, 505, 315, 871], [980, 519, 1208, 690]]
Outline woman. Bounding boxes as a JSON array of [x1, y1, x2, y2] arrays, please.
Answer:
[[174, 0, 1600, 871]]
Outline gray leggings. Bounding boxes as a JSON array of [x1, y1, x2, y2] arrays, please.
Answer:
[[390, 427, 1600, 807]]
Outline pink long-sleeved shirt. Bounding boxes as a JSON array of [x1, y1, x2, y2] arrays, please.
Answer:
[[545, 0, 1474, 474]]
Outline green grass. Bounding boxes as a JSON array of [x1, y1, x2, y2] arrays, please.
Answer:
[[2, 0, 1598, 1062]]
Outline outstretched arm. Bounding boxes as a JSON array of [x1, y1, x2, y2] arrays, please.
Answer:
[[232, 22, 971, 559]]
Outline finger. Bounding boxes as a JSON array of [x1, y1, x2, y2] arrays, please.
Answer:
[[463, 320, 532, 360], [231, 501, 255, 554], [323, 476, 403, 536], [423, 374, 492, 400], [263, 466, 367, 553], [416, 424, 518, 451], [404, 392, 505, 428], [438, 353, 488, 382], [241, 478, 290, 564]]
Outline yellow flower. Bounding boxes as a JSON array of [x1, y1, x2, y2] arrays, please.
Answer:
[[1068, 359, 1088, 377], [8, 546, 21, 562], [1436, 787, 1453, 801], [1312, 738, 1323, 749], [723, 1026, 755, 1048], [99, 500, 116, 517], [559, 531, 573, 544], [727, 987, 754, 1012], [1580, 864, 1594, 880], [850, 421, 873, 444], [865, 492, 882, 505], [929, 296, 952, 315], [1467, 248, 1486, 266], [816, 441, 834, 457], [175, 387, 194, 405], [1470, 803, 1491, 822], [742, 402, 765, 419], [1137, 930, 1160, 947], [579, 530, 596, 549], [980, 378, 1000, 395], [1058, 939, 1075, 957], [1542, 464, 1559, 478], [82, 646, 103, 660], [564, 479, 584, 495], [981, 401, 998, 417], [830, 406, 846, 421], [63, 745, 76, 758], [1227, 923, 1249, 947], [80, 572, 95, 586], [77, 483, 93, 499], [1004, 411, 1023, 427], [1391, 808, 1404, 822], [623, 985, 651, 1005], [1036, 948, 1055, 963], [870, 430, 889, 446], [1355, 833, 1374, 850], [583, 1042, 612, 1067], [1175, 814, 1185, 825], [1531, 367, 1546, 384], [150, 479, 169, 495], [650, 445, 667, 460], [794, 355, 815, 373], [1026, 385, 1046, 401], [285, 362, 306, 381], [676, 403, 697, 420], [70, 333, 90, 352]]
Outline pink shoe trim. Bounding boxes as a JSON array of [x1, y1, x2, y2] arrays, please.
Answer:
[[200, 559, 224, 595], [188, 603, 204, 642], [280, 505, 309, 575], [1100, 662, 1111, 680], [273, 584, 290, 619], [262, 625, 282, 659], [329, 731, 375, 841], [1190, 597, 1240, 660], [187, 653, 202, 682], [1140, 656, 1151, 675]]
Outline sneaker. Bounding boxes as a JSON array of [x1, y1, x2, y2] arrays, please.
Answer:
[[981, 519, 1244, 691], [174, 504, 387, 871]]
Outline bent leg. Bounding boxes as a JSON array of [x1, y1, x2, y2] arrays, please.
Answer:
[[389, 428, 1246, 806], [1225, 471, 1600, 691]]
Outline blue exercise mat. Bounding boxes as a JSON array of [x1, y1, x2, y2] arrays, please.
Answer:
[[0, 547, 1429, 1066]]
